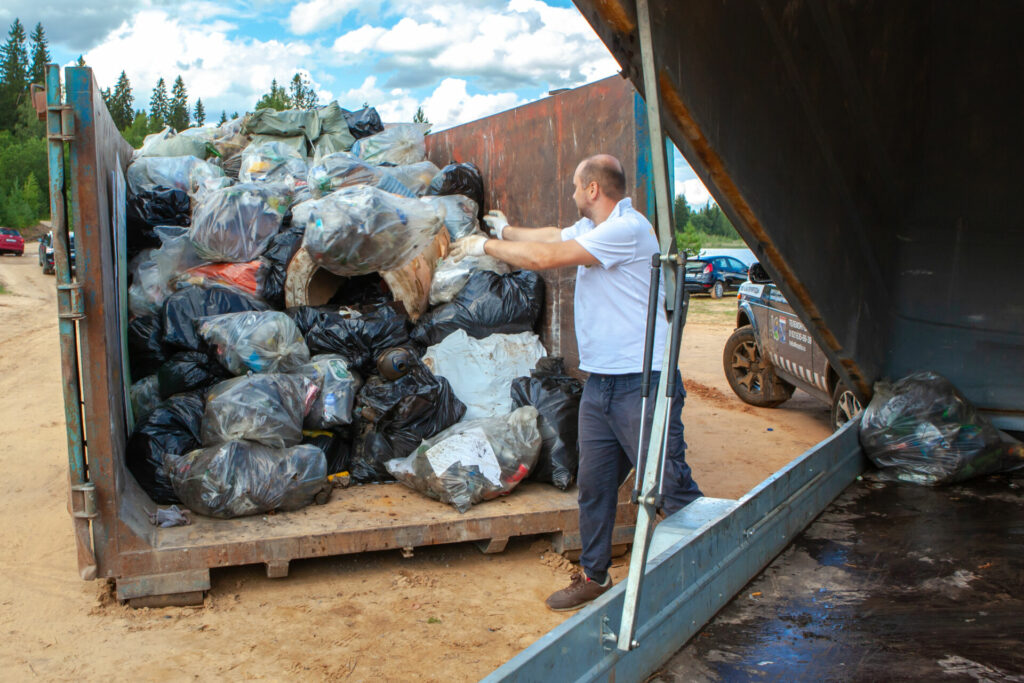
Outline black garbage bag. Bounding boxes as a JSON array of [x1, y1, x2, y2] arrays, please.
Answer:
[[285, 305, 330, 336], [166, 441, 330, 519], [126, 390, 206, 505], [305, 305, 410, 373], [386, 406, 542, 512], [350, 358, 466, 483], [202, 373, 317, 448], [342, 105, 383, 139], [411, 270, 544, 347], [126, 186, 191, 257], [859, 371, 1024, 486], [260, 226, 305, 309], [303, 429, 353, 475], [157, 351, 232, 398], [128, 314, 167, 380], [162, 285, 269, 352], [511, 357, 583, 490], [427, 162, 485, 219]]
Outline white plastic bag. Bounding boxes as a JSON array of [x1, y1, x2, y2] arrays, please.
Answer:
[[422, 330, 546, 419], [127, 155, 226, 195], [421, 194, 481, 241], [127, 226, 208, 316]]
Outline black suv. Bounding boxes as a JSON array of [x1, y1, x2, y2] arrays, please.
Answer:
[[39, 231, 75, 275], [722, 263, 862, 431], [684, 255, 749, 299]]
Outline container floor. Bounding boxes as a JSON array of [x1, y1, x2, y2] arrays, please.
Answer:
[[655, 474, 1024, 681]]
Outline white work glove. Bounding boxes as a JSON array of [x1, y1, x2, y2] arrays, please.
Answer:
[[449, 235, 488, 262], [483, 210, 509, 239]]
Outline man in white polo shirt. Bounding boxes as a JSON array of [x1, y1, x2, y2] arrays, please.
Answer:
[[450, 153, 702, 611]]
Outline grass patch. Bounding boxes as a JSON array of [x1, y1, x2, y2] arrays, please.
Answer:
[[687, 294, 739, 325], [0, 282, 8, 295]]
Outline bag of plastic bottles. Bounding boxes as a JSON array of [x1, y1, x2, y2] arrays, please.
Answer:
[[202, 373, 317, 448], [350, 357, 466, 483], [386, 406, 541, 512], [306, 152, 416, 199], [342, 105, 383, 139], [427, 162, 485, 219], [302, 304, 410, 373], [428, 250, 509, 306], [421, 195, 481, 242], [242, 107, 322, 140], [197, 310, 311, 375], [130, 375, 162, 423], [239, 140, 310, 189], [127, 155, 225, 195], [382, 161, 441, 196], [189, 182, 290, 262], [128, 226, 209, 316], [156, 350, 232, 398], [412, 270, 544, 347], [138, 132, 212, 159], [162, 285, 269, 352], [510, 357, 583, 490], [859, 371, 1024, 485], [127, 390, 206, 504], [352, 123, 429, 166], [295, 355, 363, 430], [294, 184, 444, 276], [423, 330, 547, 420], [166, 441, 330, 519]]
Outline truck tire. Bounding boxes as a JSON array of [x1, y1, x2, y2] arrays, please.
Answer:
[[830, 381, 863, 432], [711, 281, 724, 298], [722, 325, 795, 408]]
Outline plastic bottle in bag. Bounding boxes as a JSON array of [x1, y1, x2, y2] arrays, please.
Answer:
[[352, 123, 430, 166], [428, 249, 509, 306], [162, 284, 269, 352], [197, 310, 311, 375], [421, 195, 481, 242], [426, 162, 485, 219], [294, 354, 363, 430], [201, 373, 318, 448], [189, 182, 291, 262]]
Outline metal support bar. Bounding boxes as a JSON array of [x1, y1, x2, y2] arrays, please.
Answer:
[[45, 63, 95, 579]]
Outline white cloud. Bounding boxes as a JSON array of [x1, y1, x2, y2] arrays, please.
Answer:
[[676, 178, 713, 207], [288, 0, 364, 35], [336, 76, 419, 122], [422, 78, 523, 130]]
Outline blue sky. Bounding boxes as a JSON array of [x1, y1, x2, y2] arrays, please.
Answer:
[[2, 0, 710, 204]]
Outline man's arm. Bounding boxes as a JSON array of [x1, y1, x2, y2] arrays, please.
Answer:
[[483, 237, 599, 270], [499, 225, 564, 243]]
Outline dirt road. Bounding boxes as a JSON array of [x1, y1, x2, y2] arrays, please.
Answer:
[[0, 249, 830, 681]]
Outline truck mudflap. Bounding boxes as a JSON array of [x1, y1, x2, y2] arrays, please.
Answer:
[[485, 420, 865, 682]]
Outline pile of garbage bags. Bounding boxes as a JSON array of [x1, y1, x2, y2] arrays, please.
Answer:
[[123, 100, 575, 522]]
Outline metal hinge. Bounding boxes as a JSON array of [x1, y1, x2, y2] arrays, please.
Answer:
[[56, 281, 85, 320], [71, 482, 98, 519], [46, 104, 74, 141]]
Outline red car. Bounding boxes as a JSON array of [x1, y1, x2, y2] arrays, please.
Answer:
[[0, 228, 24, 256]]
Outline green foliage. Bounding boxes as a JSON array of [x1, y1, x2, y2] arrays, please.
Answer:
[[28, 23, 47, 86], [218, 110, 227, 126], [168, 75, 189, 130], [193, 98, 205, 126], [231, 111, 239, 120], [0, 19, 29, 132], [675, 220, 703, 256], [121, 111, 152, 148], [288, 72, 318, 109], [255, 79, 291, 111], [689, 202, 738, 239], [108, 71, 134, 129], [149, 77, 168, 131], [673, 195, 691, 234], [412, 106, 431, 132], [0, 130, 47, 227], [76, 55, 85, 66]]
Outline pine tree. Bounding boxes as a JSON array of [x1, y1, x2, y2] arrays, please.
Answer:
[[255, 79, 291, 111], [218, 110, 227, 126], [76, 55, 85, 66], [231, 111, 239, 120], [168, 75, 189, 130], [149, 77, 168, 131], [413, 106, 430, 126], [110, 71, 134, 130], [28, 23, 48, 86], [288, 72, 317, 109], [193, 98, 205, 126], [1, 19, 29, 90]]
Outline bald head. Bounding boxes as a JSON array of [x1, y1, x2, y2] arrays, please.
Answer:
[[576, 154, 627, 201]]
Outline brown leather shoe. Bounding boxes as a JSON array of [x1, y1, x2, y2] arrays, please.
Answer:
[[545, 572, 612, 612]]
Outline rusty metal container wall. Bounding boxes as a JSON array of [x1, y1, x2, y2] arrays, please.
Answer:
[[572, 1, 1024, 427], [426, 75, 651, 373]]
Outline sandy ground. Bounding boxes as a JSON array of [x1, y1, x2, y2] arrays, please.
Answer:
[[0, 247, 831, 681]]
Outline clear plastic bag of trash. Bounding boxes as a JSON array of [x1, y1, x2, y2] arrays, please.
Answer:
[[162, 284, 269, 352], [127, 155, 226, 195], [352, 123, 429, 166], [138, 130, 213, 159], [128, 226, 208, 317], [242, 107, 322, 140], [511, 357, 583, 490], [295, 354, 363, 430], [202, 373, 317, 448], [165, 441, 330, 519], [130, 375, 163, 423], [306, 152, 416, 199], [381, 161, 441, 196], [427, 162, 485, 219], [127, 389, 206, 505], [189, 182, 291, 262], [386, 406, 542, 512], [423, 330, 546, 420], [428, 249, 509, 306], [412, 270, 545, 347], [134, 126, 175, 157], [350, 357, 466, 483], [239, 139, 309, 186], [294, 184, 443, 276], [421, 195, 481, 242], [197, 310, 311, 375], [859, 371, 1024, 486]]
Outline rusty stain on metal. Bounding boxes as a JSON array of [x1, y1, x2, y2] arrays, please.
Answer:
[[591, 0, 636, 34], [656, 69, 869, 396]]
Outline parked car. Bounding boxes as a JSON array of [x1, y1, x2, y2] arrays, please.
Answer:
[[684, 256, 748, 298], [0, 228, 24, 256], [39, 231, 75, 275], [722, 263, 862, 431]]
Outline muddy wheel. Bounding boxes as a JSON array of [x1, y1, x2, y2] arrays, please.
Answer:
[[722, 325, 794, 408], [711, 281, 724, 298], [830, 381, 863, 432]]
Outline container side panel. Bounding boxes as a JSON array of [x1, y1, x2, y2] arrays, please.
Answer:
[[65, 66, 136, 576], [426, 76, 643, 374]]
